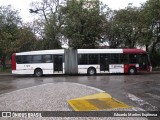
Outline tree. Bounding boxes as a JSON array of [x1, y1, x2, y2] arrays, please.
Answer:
[[142, 0, 160, 50], [30, 0, 63, 49], [107, 5, 141, 48], [15, 24, 38, 52], [0, 5, 21, 69], [62, 0, 107, 49], [104, 11, 125, 48], [140, 0, 160, 66]]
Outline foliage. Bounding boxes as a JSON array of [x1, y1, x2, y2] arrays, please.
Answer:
[[0, 67, 11, 73], [106, 5, 142, 48], [15, 25, 37, 52], [140, 0, 160, 66], [30, 0, 63, 49], [62, 0, 107, 48], [0, 5, 21, 68], [1, 0, 160, 67], [0, 6, 39, 69]]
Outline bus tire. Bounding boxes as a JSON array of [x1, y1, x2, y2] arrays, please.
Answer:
[[87, 67, 96, 75], [128, 67, 137, 75], [34, 68, 43, 77]]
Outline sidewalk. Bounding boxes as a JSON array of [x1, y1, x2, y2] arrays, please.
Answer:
[[0, 82, 148, 120]]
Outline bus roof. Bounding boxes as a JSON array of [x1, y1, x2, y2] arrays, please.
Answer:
[[16, 49, 64, 55], [123, 49, 146, 54], [77, 49, 123, 54], [15, 48, 146, 55], [77, 49, 146, 54]]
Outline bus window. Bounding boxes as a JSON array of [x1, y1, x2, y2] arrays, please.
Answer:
[[78, 54, 88, 65], [32, 55, 42, 63], [139, 54, 149, 70], [22, 55, 32, 63], [119, 54, 128, 64], [88, 54, 98, 64], [43, 55, 52, 63], [110, 54, 119, 64], [129, 54, 138, 64], [15, 56, 22, 64]]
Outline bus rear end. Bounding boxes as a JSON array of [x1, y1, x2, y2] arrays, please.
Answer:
[[11, 53, 16, 73]]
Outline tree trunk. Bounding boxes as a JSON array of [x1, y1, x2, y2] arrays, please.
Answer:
[[1, 57, 6, 70], [146, 44, 149, 52]]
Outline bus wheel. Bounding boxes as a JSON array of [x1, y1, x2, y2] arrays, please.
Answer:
[[34, 68, 43, 77], [128, 67, 136, 75], [87, 67, 96, 75]]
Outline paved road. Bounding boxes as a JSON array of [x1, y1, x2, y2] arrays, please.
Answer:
[[0, 72, 160, 112]]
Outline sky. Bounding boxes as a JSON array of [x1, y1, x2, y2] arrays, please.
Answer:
[[0, 0, 147, 23]]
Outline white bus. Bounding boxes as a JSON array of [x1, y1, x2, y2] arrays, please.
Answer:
[[12, 49, 64, 77], [11, 49, 152, 76]]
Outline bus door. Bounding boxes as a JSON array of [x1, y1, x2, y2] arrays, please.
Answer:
[[53, 55, 63, 73], [100, 54, 109, 72], [139, 54, 148, 70]]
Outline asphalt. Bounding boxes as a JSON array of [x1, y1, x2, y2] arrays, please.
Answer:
[[0, 82, 150, 120], [0, 72, 160, 120], [0, 71, 160, 76]]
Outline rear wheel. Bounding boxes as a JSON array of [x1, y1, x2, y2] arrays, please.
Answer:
[[128, 67, 136, 75], [34, 68, 43, 77], [87, 67, 96, 75]]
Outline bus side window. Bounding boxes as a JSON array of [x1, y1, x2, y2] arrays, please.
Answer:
[[15, 56, 22, 64], [22, 55, 32, 63], [129, 54, 138, 64], [88, 54, 98, 64], [119, 54, 128, 64], [110, 54, 119, 64], [78, 54, 88, 65], [43, 55, 52, 63], [139, 54, 148, 65], [31, 55, 42, 63]]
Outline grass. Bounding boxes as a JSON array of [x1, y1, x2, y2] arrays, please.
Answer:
[[0, 67, 11, 73]]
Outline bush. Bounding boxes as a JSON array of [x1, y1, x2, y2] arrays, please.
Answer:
[[152, 66, 160, 71], [150, 53, 160, 67], [0, 65, 11, 73]]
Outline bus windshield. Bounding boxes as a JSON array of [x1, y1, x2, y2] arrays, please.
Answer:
[[138, 54, 151, 70]]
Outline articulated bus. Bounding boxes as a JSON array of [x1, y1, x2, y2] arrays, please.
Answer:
[[11, 49, 152, 76]]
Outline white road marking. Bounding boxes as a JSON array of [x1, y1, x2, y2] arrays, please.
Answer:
[[0, 82, 105, 97], [72, 83, 105, 93], [126, 93, 158, 111], [146, 93, 160, 100]]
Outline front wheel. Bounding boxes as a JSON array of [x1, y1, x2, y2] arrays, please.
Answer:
[[34, 69, 43, 77], [128, 67, 136, 75], [87, 67, 96, 75]]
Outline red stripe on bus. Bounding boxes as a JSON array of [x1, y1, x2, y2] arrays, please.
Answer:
[[11, 53, 16, 70], [123, 49, 146, 54], [124, 64, 138, 73]]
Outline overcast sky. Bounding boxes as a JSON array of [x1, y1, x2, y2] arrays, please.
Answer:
[[0, 0, 147, 23]]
